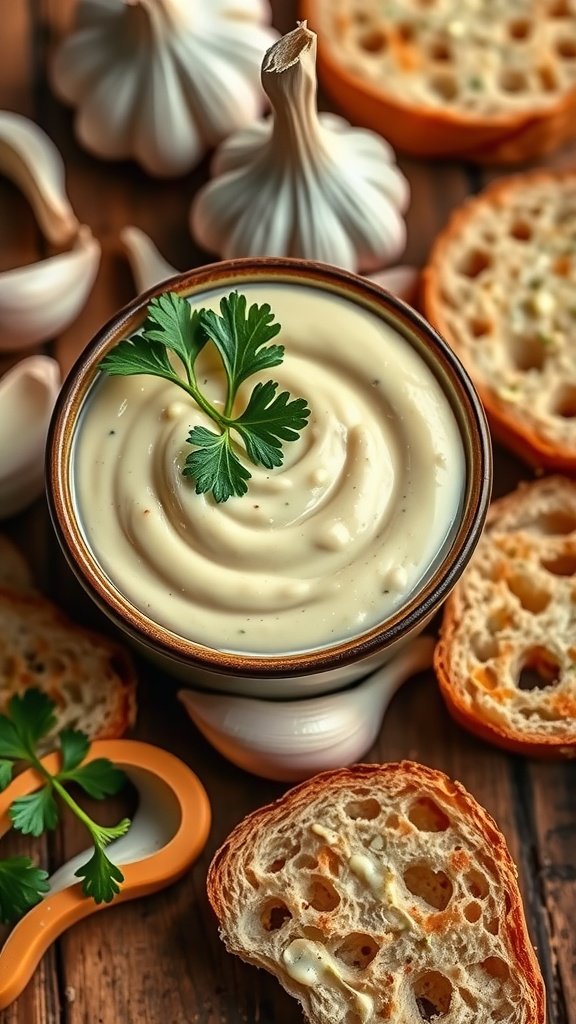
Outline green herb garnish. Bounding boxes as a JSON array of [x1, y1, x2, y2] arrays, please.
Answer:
[[99, 291, 311, 503], [0, 690, 130, 924]]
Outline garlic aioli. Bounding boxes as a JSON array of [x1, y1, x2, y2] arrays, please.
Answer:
[[73, 283, 465, 654]]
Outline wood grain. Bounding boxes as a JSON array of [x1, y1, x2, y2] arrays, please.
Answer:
[[0, 0, 574, 1021]]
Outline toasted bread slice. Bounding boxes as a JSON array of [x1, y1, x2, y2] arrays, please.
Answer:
[[0, 536, 34, 592], [422, 169, 576, 472], [0, 588, 137, 740], [207, 762, 545, 1023], [303, 1, 576, 162], [435, 476, 576, 757]]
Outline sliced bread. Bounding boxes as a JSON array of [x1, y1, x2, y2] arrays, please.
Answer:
[[207, 762, 545, 1023], [303, 0, 576, 161], [435, 476, 576, 757], [422, 169, 576, 472], [0, 588, 137, 741]]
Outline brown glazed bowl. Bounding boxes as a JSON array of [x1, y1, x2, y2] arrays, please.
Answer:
[[47, 258, 491, 698]]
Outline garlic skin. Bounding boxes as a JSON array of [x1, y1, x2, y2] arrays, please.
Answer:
[[0, 356, 61, 519], [191, 23, 409, 273], [0, 227, 101, 353], [120, 225, 178, 293], [49, 0, 279, 178], [0, 111, 78, 247]]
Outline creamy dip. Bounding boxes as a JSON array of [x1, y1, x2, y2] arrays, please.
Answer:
[[73, 283, 465, 655]]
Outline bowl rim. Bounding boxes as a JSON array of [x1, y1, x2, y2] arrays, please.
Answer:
[[47, 256, 492, 679]]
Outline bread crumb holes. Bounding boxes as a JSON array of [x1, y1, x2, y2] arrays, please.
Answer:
[[306, 876, 340, 912], [457, 248, 491, 279], [463, 900, 482, 923], [344, 797, 381, 820], [334, 933, 379, 970], [554, 387, 576, 419], [507, 18, 532, 40], [481, 956, 510, 980], [260, 898, 292, 931], [541, 552, 576, 575], [556, 37, 576, 58], [465, 868, 489, 899], [505, 572, 551, 613], [359, 28, 387, 53], [408, 797, 450, 832], [414, 972, 453, 1019], [403, 864, 453, 910], [517, 647, 560, 690], [266, 843, 300, 872], [532, 509, 576, 535]]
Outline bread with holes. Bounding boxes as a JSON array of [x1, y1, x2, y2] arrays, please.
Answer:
[[435, 476, 576, 757], [303, 0, 576, 162], [207, 762, 545, 1023], [422, 170, 576, 472], [0, 588, 137, 741], [0, 536, 34, 592]]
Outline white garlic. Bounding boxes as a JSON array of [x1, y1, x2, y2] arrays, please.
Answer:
[[0, 356, 61, 519], [178, 637, 434, 781], [191, 22, 409, 273], [120, 226, 178, 294], [0, 111, 78, 246], [0, 227, 101, 353], [49, 0, 279, 178]]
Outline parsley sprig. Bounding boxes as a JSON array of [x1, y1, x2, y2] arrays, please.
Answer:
[[0, 690, 130, 925], [99, 290, 311, 503]]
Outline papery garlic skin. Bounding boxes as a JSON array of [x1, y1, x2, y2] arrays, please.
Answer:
[[0, 227, 101, 352], [191, 23, 409, 273], [50, 0, 279, 178], [0, 356, 61, 518], [0, 111, 78, 246]]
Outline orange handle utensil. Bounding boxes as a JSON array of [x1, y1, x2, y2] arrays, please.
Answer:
[[0, 740, 211, 1009]]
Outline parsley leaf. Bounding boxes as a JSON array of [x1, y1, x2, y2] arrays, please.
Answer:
[[0, 689, 131, 922], [99, 289, 310, 503], [183, 427, 251, 502], [61, 759, 126, 800], [59, 728, 90, 772], [200, 293, 283, 410], [234, 381, 311, 470], [0, 759, 13, 791], [0, 857, 49, 925], [10, 787, 59, 836], [74, 846, 125, 904]]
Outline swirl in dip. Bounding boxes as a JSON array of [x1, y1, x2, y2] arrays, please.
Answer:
[[73, 283, 465, 655]]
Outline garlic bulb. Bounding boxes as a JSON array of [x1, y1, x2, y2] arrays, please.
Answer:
[[0, 111, 78, 246], [191, 22, 409, 273], [0, 356, 61, 519], [0, 227, 101, 353], [49, 0, 279, 178]]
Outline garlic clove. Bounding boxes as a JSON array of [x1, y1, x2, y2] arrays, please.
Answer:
[[0, 226, 101, 352], [367, 266, 420, 305], [178, 637, 434, 781], [50, 0, 278, 178], [0, 111, 78, 247], [191, 22, 409, 273], [120, 226, 178, 294], [0, 355, 61, 519]]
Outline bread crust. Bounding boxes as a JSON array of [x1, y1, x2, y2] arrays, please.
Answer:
[[208, 762, 545, 1023], [435, 477, 576, 757], [0, 587, 137, 740], [302, 1, 576, 163], [422, 168, 576, 473]]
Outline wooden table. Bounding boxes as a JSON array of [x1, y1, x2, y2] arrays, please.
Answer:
[[1, 2, 575, 1021]]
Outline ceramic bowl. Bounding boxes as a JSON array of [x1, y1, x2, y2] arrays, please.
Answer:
[[47, 257, 491, 698]]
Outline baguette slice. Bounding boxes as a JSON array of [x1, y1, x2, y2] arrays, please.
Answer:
[[435, 476, 576, 757], [303, 0, 576, 162], [0, 536, 34, 592], [422, 169, 576, 473], [0, 588, 137, 740], [208, 762, 545, 1023]]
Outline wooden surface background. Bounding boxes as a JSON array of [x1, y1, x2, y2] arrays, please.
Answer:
[[0, 1, 575, 1021]]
